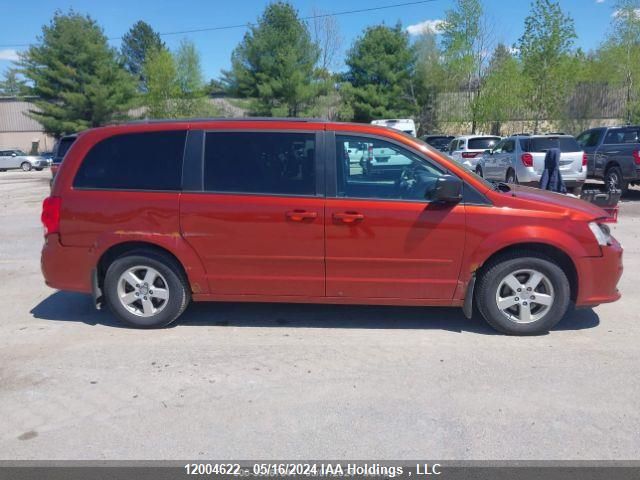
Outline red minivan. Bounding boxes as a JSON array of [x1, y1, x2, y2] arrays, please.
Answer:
[[41, 119, 623, 334]]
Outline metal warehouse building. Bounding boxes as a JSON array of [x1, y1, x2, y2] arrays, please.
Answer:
[[0, 96, 55, 153]]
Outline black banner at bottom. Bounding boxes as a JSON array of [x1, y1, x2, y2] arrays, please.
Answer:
[[1, 461, 639, 480]]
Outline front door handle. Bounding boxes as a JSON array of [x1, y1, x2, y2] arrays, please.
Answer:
[[285, 210, 318, 222], [333, 212, 365, 224]]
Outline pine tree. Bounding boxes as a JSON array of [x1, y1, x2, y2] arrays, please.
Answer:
[[342, 24, 415, 122], [224, 2, 319, 116], [20, 11, 135, 137], [121, 21, 165, 91]]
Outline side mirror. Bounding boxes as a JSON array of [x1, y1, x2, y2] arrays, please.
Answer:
[[484, 149, 492, 155], [431, 175, 463, 203]]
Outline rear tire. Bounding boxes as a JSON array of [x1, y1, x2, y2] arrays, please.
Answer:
[[604, 165, 627, 195], [505, 169, 517, 184], [475, 251, 571, 335], [571, 184, 583, 196], [35, 167, 43, 171], [103, 251, 190, 328], [475, 166, 483, 178], [21, 162, 32, 172]]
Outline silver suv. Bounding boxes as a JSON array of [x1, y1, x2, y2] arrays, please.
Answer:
[[477, 135, 587, 194], [0, 149, 49, 172]]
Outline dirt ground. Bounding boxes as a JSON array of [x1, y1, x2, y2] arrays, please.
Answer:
[[0, 170, 638, 460]]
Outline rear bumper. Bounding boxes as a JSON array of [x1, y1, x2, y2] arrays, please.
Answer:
[[41, 234, 94, 293], [575, 239, 623, 307]]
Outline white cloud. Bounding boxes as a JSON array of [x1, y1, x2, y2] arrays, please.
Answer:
[[0, 49, 20, 61], [509, 46, 520, 55], [612, 8, 640, 17], [406, 19, 444, 36]]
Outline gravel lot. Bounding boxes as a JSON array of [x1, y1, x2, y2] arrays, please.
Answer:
[[0, 170, 639, 460]]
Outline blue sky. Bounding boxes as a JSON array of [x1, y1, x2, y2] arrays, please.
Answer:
[[0, 0, 620, 80]]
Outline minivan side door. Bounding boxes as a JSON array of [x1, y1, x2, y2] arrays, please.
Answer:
[[325, 133, 466, 300], [180, 129, 326, 297]]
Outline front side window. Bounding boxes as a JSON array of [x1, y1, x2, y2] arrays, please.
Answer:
[[576, 130, 602, 148], [204, 132, 316, 195], [503, 140, 515, 153], [336, 135, 444, 201], [74, 131, 186, 190]]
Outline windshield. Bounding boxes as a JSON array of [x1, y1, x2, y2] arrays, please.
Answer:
[[468, 137, 501, 150], [521, 136, 581, 152]]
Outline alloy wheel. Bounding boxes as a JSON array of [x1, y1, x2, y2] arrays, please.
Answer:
[[495, 269, 554, 324], [116, 266, 169, 317]]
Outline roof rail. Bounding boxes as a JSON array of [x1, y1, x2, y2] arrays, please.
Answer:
[[109, 117, 327, 126]]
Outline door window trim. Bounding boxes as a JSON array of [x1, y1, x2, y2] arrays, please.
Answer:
[[327, 131, 491, 205], [184, 129, 326, 199]]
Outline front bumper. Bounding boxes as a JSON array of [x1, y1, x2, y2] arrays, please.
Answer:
[[575, 238, 623, 306]]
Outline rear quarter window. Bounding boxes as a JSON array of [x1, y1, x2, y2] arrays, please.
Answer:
[[468, 137, 500, 150], [521, 137, 581, 152], [73, 131, 186, 190]]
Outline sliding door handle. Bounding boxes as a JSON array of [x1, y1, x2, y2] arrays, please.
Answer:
[[285, 210, 318, 222], [333, 212, 365, 224]]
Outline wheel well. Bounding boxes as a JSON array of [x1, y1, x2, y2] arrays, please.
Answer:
[[604, 161, 620, 173], [97, 242, 189, 289], [477, 243, 578, 302]]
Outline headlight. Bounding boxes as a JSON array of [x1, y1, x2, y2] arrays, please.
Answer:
[[588, 221, 612, 246]]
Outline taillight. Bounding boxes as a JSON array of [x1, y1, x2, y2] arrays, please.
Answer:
[[582, 153, 588, 167], [41, 196, 61, 236], [633, 149, 640, 165], [462, 152, 478, 158], [521, 153, 533, 167]]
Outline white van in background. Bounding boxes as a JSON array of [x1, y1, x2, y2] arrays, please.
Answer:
[[371, 119, 417, 137]]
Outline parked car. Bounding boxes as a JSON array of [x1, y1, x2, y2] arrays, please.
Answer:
[[421, 135, 455, 152], [371, 119, 417, 136], [0, 149, 49, 172], [576, 125, 640, 194], [50, 134, 77, 180], [477, 134, 587, 195], [41, 119, 622, 335], [448, 135, 501, 171]]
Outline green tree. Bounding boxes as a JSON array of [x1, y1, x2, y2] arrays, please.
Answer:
[[142, 41, 216, 119], [19, 11, 135, 137], [0, 68, 28, 96], [476, 44, 527, 134], [175, 40, 207, 117], [343, 24, 415, 122], [518, 0, 577, 133], [439, 0, 491, 133], [224, 2, 319, 116], [602, 0, 640, 122], [412, 31, 446, 133], [142, 47, 179, 118], [121, 20, 165, 90]]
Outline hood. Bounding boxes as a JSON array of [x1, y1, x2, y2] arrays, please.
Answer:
[[491, 184, 610, 221]]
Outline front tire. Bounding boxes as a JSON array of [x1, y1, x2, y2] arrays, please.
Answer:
[[475, 166, 483, 178], [21, 162, 32, 172], [103, 251, 190, 328], [475, 251, 570, 335]]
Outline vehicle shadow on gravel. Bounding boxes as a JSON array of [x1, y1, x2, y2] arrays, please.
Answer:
[[31, 291, 600, 335]]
